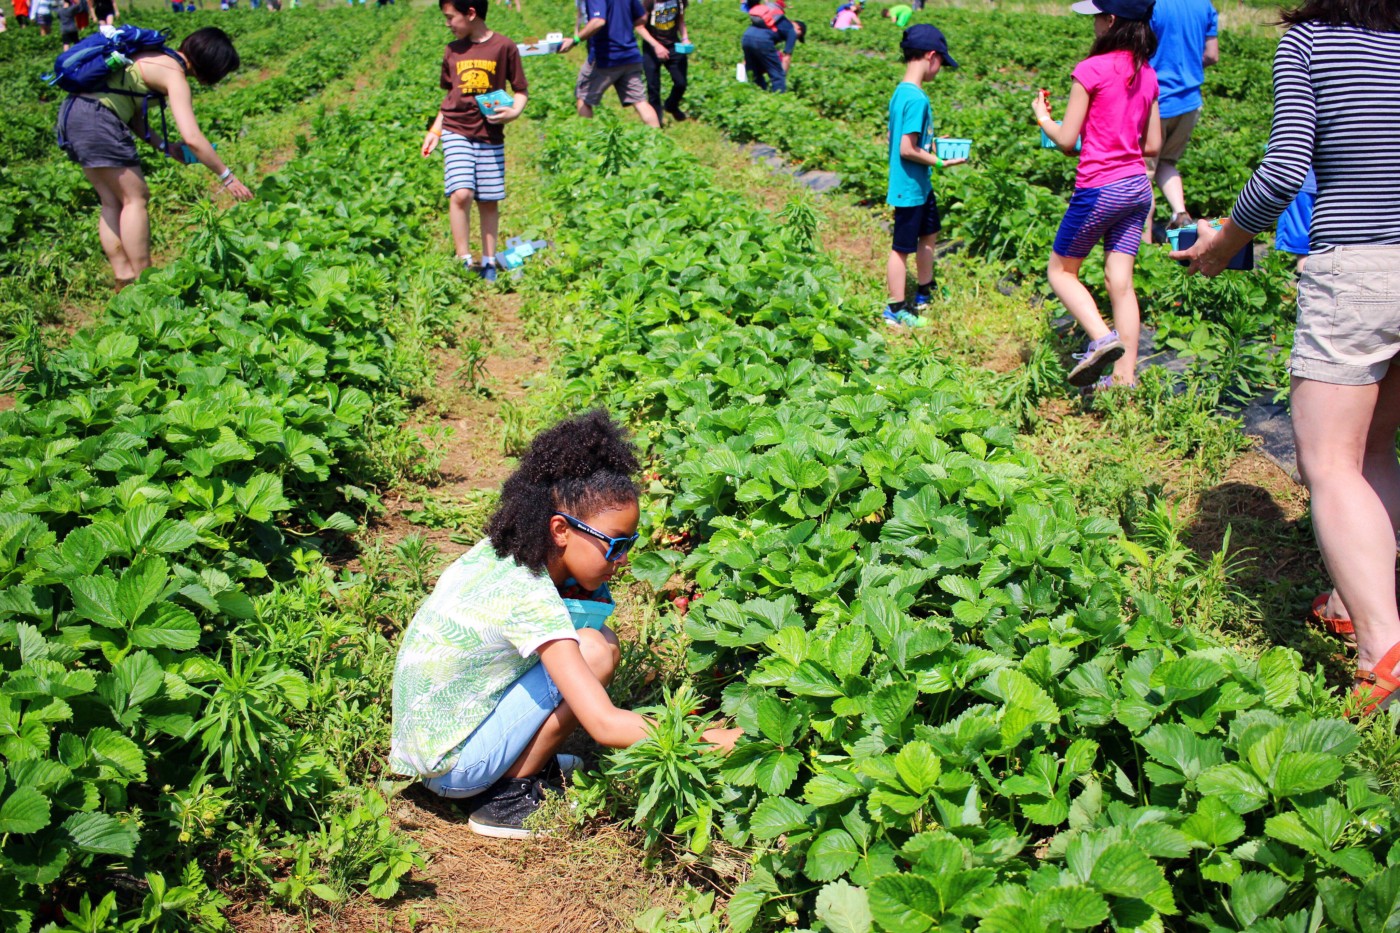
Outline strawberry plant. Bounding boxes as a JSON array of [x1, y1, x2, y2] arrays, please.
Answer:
[[531, 115, 1399, 932]]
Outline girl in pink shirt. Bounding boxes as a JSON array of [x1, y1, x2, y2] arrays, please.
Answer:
[[1033, 0, 1162, 391]]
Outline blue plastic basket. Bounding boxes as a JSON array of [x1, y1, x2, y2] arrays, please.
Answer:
[[1040, 121, 1081, 153], [1166, 225, 1255, 271], [935, 137, 971, 161], [674, 41, 695, 54]]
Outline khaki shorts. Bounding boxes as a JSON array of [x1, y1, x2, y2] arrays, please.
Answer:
[[1289, 245, 1400, 385], [576, 61, 646, 107], [1145, 108, 1201, 172]]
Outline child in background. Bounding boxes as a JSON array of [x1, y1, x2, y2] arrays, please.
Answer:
[[1275, 166, 1316, 273], [884, 24, 964, 329], [421, 0, 528, 283], [832, 0, 861, 29], [740, 0, 799, 92], [33, 0, 52, 35], [883, 3, 913, 27], [1033, 0, 1161, 390], [389, 411, 741, 839], [56, 0, 85, 48]]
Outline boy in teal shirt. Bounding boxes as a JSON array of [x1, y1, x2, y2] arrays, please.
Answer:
[[884, 24, 963, 328]]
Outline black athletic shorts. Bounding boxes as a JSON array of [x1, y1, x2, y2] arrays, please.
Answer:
[[891, 191, 941, 254]]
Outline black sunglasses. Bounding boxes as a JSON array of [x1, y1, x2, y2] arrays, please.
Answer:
[[553, 512, 639, 563]]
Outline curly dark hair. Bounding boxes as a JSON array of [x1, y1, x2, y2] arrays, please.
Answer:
[[486, 410, 640, 573]]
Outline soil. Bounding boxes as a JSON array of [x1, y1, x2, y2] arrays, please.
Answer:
[[227, 792, 672, 933]]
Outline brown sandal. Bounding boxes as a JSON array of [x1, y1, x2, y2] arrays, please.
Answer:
[[1308, 592, 1357, 647], [1353, 641, 1400, 716]]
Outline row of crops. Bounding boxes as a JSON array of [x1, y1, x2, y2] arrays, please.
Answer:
[[0, 6, 402, 334], [0, 8, 464, 928], [511, 17, 1400, 931], [0, 1, 1397, 929], [676, 3, 1298, 413]]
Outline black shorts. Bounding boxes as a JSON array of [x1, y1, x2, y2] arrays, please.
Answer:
[[891, 191, 941, 254], [61, 28, 79, 43]]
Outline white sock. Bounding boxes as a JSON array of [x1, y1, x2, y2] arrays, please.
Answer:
[[459, 253, 473, 266], [483, 255, 496, 266]]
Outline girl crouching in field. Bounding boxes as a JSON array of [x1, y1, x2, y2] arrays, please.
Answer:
[[389, 410, 740, 839], [1033, 0, 1161, 392]]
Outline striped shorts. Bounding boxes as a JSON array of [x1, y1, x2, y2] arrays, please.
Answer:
[[442, 132, 506, 201], [1052, 173, 1152, 259]]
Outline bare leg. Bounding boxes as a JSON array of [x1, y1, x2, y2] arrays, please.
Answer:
[[448, 188, 473, 258], [576, 98, 594, 118], [1325, 364, 1400, 620], [1155, 162, 1187, 217], [885, 251, 910, 306], [476, 199, 499, 259], [915, 232, 936, 288], [82, 166, 142, 281], [633, 101, 661, 128], [504, 627, 620, 778], [1103, 250, 1141, 384], [1293, 376, 1400, 698], [1047, 252, 1111, 341]]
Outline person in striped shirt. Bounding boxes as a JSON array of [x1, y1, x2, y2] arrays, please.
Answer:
[[1175, 0, 1400, 714]]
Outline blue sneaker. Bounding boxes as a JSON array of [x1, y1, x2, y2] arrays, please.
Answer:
[[480, 262, 499, 283], [883, 308, 929, 329], [913, 292, 930, 309]]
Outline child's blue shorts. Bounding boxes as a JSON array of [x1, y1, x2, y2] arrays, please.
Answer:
[[421, 661, 564, 799], [1275, 190, 1314, 255], [1052, 174, 1152, 259]]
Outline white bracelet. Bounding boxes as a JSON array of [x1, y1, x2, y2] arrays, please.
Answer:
[[217, 168, 233, 182]]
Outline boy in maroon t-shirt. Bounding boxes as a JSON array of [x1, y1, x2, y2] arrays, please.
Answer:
[[422, 0, 528, 281]]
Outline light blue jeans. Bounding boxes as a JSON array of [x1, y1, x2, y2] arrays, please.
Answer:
[[422, 662, 564, 799]]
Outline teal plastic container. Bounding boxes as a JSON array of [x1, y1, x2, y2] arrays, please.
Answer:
[[935, 137, 971, 161], [674, 41, 695, 54], [474, 89, 514, 114]]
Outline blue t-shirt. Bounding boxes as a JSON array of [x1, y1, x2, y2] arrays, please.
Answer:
[[581, 0, 645, 67], [1149, 0, 1219, 119], [887, 82, 932, 208]]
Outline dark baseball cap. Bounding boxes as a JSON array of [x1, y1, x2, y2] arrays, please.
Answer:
[[901, 24, 958, 68], [1070, 0, 1155, 21]]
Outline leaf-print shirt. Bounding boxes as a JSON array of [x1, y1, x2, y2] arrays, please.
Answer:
[[389, 540, 578, 777]]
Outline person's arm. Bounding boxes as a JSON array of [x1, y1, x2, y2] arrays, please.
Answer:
[[1203, 36, 1219, 67], [1141, 99, 1162, 159], [538, 638, 740, 749], [144, 59, 252, 200], [560, 14, 605, 52], [1176, 28, 1314, 276], [678, 0, 687, 42], [422, 112, 444, 155], [900, 131, 938, 167], [485, 53, 529, 124], [1032, 79, 1089, 155], [779, 17, 797, 57], [641, 18, 670, 59]]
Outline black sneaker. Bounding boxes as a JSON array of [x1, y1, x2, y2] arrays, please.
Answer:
[[664, 104, 688, 123], [467, 760, 567, 840]]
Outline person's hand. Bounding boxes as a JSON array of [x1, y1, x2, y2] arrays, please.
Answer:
[[941, 157, 967, 167], [1170, 220, 1228, 277], [779, 52, 791, 72], [222, 175, 253, 201], [421, 131, 440, 157], [701, 726, 743, 753], [484, 104, 522, 124], [1032, 90, 1051, 123], [559, 36, 576, 52], [653, 43, 670, 60]]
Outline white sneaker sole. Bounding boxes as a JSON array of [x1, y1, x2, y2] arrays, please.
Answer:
[[467, 817, 547, 840]]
